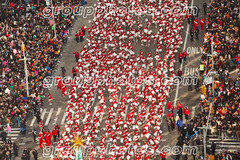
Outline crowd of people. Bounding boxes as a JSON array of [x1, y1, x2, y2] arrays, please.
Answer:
[[199, 0, 240, 140], [175, 0, 240, 158], [55, 0, 193, 159], [0, 0, 82, 128]]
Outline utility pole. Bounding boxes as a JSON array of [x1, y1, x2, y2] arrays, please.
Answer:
[[19, 42, 31, 96], [198, 125, 211, 160]]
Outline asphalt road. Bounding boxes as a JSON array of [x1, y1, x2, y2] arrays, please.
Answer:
[[14, 0, 209, 160]]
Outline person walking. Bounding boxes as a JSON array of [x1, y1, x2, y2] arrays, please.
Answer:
[[32, 127, 37, 143], [7, 123, 12, 134], [32, 149, 38, 160], [177, 105, 183, 120]]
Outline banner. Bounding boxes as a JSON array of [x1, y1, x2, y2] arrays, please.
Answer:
[[204, 76, 212, 85]]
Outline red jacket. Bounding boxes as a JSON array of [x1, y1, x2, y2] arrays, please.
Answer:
[[182, 51, 187, 58], [184, 108, 190, 115], [52, 129, 58, 136], [79, 31, 84, 36]]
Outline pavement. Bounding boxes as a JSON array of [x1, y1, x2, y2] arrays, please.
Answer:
[[11, 0, 216, 160]]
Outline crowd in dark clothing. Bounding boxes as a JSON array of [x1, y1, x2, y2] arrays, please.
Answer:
[[0, 140, 18, 160], [198, 0, 240, 139], [172, 0, 240, 158], [0, 0, 81, 128]]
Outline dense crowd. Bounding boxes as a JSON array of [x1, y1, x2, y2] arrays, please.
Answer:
[[199, 0, 240, 139], [0, 0, 81, 128], [215, 151, 240, 160], [176, 0, 240, 158]]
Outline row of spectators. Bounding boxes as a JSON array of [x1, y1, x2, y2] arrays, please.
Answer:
[[199, 0, 240, 140], [177, 0, 240, 158], [174, 0, 240, 159], [0, 0, 81, 126]]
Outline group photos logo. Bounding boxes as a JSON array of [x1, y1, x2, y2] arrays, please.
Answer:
[[42, 73, 199, 89], [43, 144, 198, 158], [43, 4, 198, 18]]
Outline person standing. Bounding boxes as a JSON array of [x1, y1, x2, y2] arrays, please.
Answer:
[[36, 110, 41, 124], [81, 25, 86, 35], [32, 149, 38, 160], [13, 142, 19, 157], [177, 70, 183, 82], [79, 30, 84, 42], [190, 29, 194, 41], [166, 117, 171, 132], [55, 124, 60, 138], [32, 127, 37, 143], [203, 2, 207, 15], [177, 107, 183, 121], [182, 50, 187, 62], [200, 18, 205, 30], [46, 130, 52, 147], [195, 27, 199, 40], [72, 67, 77, 78], [211, 142, 216, 156], [176, 118, 183, 134], [160, 151, 167, 160], [52, 128, 58, 142], [183, 107, 190, 120], [178, 52, 182, 64], [61, 67, 66, 78], [75, 32, 79, 43], [175, 137, 183, 160], [1, 130, 7, 143]]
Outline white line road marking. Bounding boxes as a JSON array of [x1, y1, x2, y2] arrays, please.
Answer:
[[191, 106, 196, 119], [61, 108, 68, 125], [45, 108, 54, 126], [30, 117, 36, 127], [173, 0, 195, 108], [41, 109, 47, 121], [53, 108, 61, 125]]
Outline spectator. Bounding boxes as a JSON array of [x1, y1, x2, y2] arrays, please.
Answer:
[[176, 118, 183, 134]]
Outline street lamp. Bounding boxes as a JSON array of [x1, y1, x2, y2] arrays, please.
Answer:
[[200, 36, 215, 160]]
